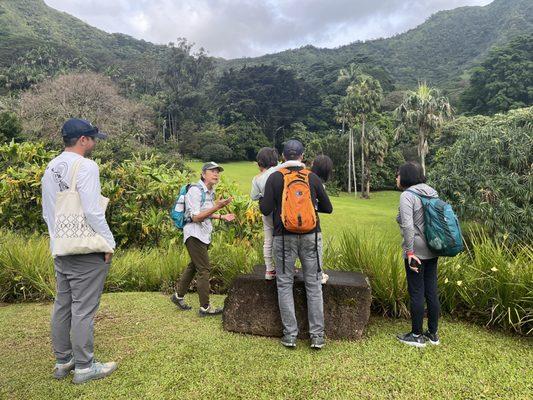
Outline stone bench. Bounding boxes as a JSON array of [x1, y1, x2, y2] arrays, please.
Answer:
[[222, 265, 372, 340]]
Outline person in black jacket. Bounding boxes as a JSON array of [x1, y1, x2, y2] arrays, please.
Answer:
[[260, 139, 333, 349]]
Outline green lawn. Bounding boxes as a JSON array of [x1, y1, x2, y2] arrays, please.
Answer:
[[187, 161, 401, 241], [1, 292, 531, 399]]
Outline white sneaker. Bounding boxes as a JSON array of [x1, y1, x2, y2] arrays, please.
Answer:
[[199, 304, 223, 317], [72, 361, 117, 384], [265, 270, 276, 280], [53, 357, 75, 379]]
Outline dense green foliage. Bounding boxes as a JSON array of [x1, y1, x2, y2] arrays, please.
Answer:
[[461, 34, 533, 115], [430, 107, 533, 243], [0, 111, 21, 142], [0, 142, 262, 248], [214, 65, 328, 147]]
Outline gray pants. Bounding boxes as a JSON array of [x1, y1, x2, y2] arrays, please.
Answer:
[[51, 253, 110, 369], [273, 233, 324, 338]]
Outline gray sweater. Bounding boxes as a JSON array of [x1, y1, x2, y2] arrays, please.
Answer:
[[396, 183, 438, 260]]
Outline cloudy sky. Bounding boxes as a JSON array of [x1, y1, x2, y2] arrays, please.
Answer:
[[44, 0, 493, 59]]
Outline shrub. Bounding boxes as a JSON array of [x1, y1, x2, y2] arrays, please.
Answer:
[[0, 141, 261, 248], [430, 120, 532, 243], [199, 143, 233, 162], [0, 111, 22, 143]]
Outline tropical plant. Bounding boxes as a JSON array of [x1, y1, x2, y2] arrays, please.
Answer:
[[394, 82, 453, 175], [430, 116, 532, 243], [345, 74, 383, 197]]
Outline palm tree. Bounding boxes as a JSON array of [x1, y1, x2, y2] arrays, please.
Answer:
[[394, 82, 453, 175], [337, 63, 362, 195], [361, 125, 388, 198], [338, 63, 362, 86], [335, 99, 357, 194], [345, 74, 383, 198]]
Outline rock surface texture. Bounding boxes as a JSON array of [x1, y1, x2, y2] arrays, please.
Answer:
[[223, 265, 372, 340]]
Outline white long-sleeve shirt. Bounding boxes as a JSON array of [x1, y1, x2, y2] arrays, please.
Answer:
[[41, 151, 116, 252]]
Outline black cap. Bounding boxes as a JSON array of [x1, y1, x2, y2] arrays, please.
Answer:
[[201, 161, 224, 173], [61, 118, 108, 140], [282, 139, 304, 160]]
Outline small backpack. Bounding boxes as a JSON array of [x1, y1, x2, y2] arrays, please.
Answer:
[[406, 190, 464, 257], [170, 184, 206, 229], [280, 168, 317, 234]]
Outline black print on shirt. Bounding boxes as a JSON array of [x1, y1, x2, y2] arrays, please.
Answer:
[[51, 162, 70, 191]]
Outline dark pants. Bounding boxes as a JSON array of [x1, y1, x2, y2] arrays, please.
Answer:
[[405, 257, 440, 335], [177, 237, 211, 307]]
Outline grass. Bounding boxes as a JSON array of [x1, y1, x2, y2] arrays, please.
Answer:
[[187, 160, 402, 242], [0, 292, 531, 400]]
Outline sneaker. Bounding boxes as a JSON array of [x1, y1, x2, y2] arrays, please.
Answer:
[[423, 331, 440, 345], [72, 361, 117, 384], [310, 336, 325, 350], [396, 332, 426, 348], [321, 273, 329, 285], [265, 270, 276, 280], [170, 293, 192, 310], [281, 335, 297, 348], [199, 304, 223, 317], [53, 357, 75, 379]]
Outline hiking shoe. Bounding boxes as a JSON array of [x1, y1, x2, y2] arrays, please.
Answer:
[[72, 361, 117, 384], [396, 332, 426, 348], [265, 270, 276, 280], [170, 293, 192, 310], [199, 304, 223, 317], [310, 336, 325, 350], [53, 357, 75, 379], [281, 335, 297, 348], [321, 273, 329, 285], [423, 331, 440, 345]]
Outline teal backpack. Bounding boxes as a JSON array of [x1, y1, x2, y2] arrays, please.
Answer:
[[170, 184, 206, 229], [406, 190, 464, 257]]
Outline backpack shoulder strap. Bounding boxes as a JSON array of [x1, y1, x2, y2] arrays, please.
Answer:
[[189, 183, 207, 206]]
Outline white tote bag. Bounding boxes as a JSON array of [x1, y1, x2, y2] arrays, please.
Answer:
[[52, 158, 113, 256]]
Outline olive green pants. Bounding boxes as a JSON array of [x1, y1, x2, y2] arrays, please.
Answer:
[[177, 237, 211, 307]]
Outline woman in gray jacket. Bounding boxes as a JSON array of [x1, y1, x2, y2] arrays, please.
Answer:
[[395, 162, 440, 348]]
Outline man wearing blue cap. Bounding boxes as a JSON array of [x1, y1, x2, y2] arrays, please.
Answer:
[[41, 118, 117, 384]]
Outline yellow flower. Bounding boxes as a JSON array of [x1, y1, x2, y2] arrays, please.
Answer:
[[490, 267, 498, 272], [444, 278, 449, 284], [456, 281, 463, 286]]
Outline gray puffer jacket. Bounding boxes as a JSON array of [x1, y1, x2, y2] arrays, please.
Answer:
[[396, 183, 438, 260]]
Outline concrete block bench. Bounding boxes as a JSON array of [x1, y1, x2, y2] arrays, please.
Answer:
[[222, 265, 372, 340]]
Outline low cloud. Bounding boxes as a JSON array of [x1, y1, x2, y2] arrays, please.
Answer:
[[44, 0, 493, 58]]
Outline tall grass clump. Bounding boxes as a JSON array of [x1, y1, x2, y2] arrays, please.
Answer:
[[337, 231, 409, 318], [0, 230, 261, 301], [335, 229, 532, 335], [440, 230, 533, 335], [0, 231, 55, 301]]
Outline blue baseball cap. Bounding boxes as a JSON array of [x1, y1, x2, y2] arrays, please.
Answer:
[[282, 139, 304, 160], [61, 118, 108, 140]]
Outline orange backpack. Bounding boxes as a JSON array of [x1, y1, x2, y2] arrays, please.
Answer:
[[280, 168, 317, 233]]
